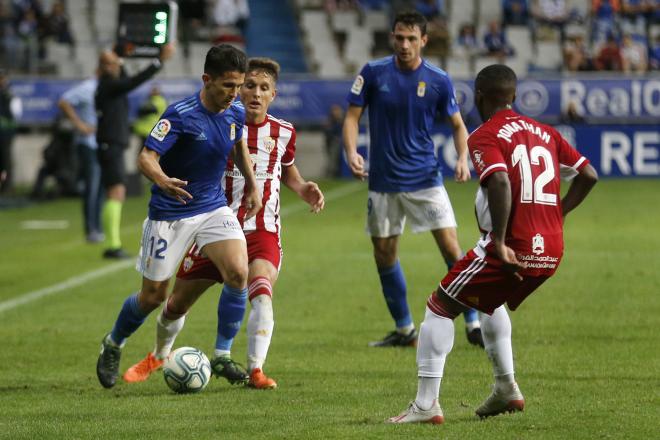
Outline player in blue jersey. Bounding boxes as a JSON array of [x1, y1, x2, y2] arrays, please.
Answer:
[[96, 44, 262, 389], [342, 10, 483, 348]]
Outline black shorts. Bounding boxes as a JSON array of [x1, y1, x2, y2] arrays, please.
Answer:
[[97, 142, 126, 188]]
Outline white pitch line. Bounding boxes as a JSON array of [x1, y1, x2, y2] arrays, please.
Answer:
[[0, 182, 364, 314]]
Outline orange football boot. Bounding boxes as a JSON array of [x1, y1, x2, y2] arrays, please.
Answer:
[[248, 368, 277, 389], [123, 353, 163, 383]]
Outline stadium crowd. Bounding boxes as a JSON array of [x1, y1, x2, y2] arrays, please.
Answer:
[[315, 0, 660, 73]]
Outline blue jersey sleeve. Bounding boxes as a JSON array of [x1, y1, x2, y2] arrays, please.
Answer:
[[346, 63, 373, 107], [439, 75, 460, 117], [144, 106, 183, 155]]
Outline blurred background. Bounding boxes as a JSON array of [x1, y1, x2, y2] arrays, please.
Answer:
[[0, 0, 658, 203]]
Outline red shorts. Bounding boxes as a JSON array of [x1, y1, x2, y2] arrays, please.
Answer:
[[439, 249, 551, 314], [176, 230, 282, 283]]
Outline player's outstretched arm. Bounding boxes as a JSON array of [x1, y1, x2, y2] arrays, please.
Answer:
[[342, 105, 368, 180], [449, 112, 470, 183], [282, 164, 325, 213], [486, 171, 526, 279], [232, 138, 262, 219], [137, 147, 192, 204], [561, 163, 598, 218]]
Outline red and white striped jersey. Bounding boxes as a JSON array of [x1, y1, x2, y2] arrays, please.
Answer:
[[222, 114, 296, 234]]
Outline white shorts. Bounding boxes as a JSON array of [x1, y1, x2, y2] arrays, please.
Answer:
[[366, 186, 457, 237], [135, 206, 245, 282]]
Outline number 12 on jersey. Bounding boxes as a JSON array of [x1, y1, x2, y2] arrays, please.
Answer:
[[511, 144, 557, 206]]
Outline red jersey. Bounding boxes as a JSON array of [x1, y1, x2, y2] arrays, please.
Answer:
[[468, 109, 589, 276], [223, 114, 296, 235]]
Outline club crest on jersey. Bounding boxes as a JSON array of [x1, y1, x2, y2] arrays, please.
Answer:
[[472, 150, 486, 172], [230, 123, 236, 140], [417, 81, 426, 97], [263, 137, 276, 153], [351, 75, 364, 95], [150, 119, 171, 141], [532, 233, 545, 255]]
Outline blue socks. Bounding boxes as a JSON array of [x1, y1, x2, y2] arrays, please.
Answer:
[[445, 258, 480, 327], [378, 261, 412, 329], [110, 293, 148, 346], [215, 284, 248, 353]]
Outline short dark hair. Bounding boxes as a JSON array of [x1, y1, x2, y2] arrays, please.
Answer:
[[204, 44, 247, 78], [392, 11, 427, 35], [475, 64, 517, 99], [247, 57, 280, 82]]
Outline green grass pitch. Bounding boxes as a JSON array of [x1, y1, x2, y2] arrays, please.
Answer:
[[0, 179, 658, 439]]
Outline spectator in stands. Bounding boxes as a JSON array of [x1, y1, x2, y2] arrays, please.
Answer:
[[649, 34, 660, 69], [323, 104, 344, 177], [212, 0, 250, 41], [621, 32, 648, 72], [45, 0, 73, 47], [563, 33, 593, 71], [592, 0, 621, 44], [324, 0, 360, 14], [454, 23, 480, 61], [178, 0, 205, 59], [594, 33, 624, 70], [425, 15, 450, 64], [620, 1, 652, 35], [503, 0, 530, 26], [531, 0, 570, 42], [16, 5, 44, 69], [415, 0, 445, 20], [0, 69, 20, 194], [483, 20, 515, 59]]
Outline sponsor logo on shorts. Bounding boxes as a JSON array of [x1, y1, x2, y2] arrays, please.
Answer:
[[519, 253, 558, 270], [222, 219, 241, 230], [183, 256, 193, 272], [417, 81, 426, 97], [351, 75, 364, 95], [532, 233, 544, 255], [150, 119, 171, 141]]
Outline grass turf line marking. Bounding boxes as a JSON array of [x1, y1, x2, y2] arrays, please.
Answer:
[[0, 182, 364, 314]]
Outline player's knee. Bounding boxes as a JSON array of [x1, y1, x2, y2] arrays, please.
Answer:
[[139, 282, 168, 312], [373, 247, 396, 268], [223, 264, 248, 288]]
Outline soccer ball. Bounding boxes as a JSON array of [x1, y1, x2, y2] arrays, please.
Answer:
[[163, 347, 212, 394]]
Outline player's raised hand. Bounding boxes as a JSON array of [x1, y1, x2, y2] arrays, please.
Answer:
[[300, 181, 325, 213], [157, 177, 192, 205], [454, 155, 471, 183], [347, 152, 368, 180], [494, 242, 527, 281], [243, 187, 262, 219]]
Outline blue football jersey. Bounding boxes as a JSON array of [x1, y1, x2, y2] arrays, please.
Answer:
[[144, 92, 245, 221], [346, 56, 460, 192]]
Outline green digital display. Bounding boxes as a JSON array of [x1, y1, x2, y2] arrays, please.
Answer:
[[117, 2, 178, 57]]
